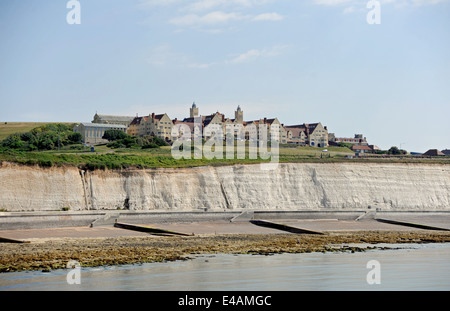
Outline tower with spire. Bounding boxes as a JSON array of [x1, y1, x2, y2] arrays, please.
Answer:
[[235, 105, 243, 123], [190, 102, 199, 118]]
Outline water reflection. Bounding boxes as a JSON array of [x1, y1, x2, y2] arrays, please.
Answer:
[[1, 243, 450, 291]]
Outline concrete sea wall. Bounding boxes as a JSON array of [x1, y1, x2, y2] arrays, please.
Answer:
[[0, 161, 449, 212]]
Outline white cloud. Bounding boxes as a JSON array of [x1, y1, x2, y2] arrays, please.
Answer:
[[185, 0, 275, 12], [313, 0, 353, 5], [185, 0, 228, 12], [139, 0, 275, 11], [187, 45, 288, 68], [404, 0, 450, 5], [230, 49, 262, 63], [146, 44, 188, 66], [229, 45, 289, 63], [169, 10, 283, 27], [313, 0, 450, 6], [169, 11, 247, 26], [137, 0, 184, 8], [343, 6, 356, 13], [188, 61, 218, 69], [312, 0, 449, 15], [139, 0, 282, 30], [252, 12, 284, 21], [145, 44, 288, 69]]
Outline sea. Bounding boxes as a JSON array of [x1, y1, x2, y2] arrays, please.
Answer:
[[1, 243, 450, 291]]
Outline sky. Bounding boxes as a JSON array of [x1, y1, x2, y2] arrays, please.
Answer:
[[0, 0, 449, 152]]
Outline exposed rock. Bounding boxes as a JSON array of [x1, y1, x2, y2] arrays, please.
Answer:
[[0, 162, 449, 212]]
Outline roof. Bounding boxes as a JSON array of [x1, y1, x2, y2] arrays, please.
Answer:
[[182, 116, 203, 123], [153, 114, 166, 120], [285, 123, 322, 135], [263, 118, 277, 124], [244, 118, 279, 126], [79, 123, 127, 129], [129, 116, 148, 126], [307, 123, 320, 128], [441, 149, 450, 155], [423, 149, 445, 156], [173, 121, 201, 132], [285, 124, 306, 129], [287, 127, 306, 137], [203, 112, 224, 127], [94, 114, 134, 122], [245, 120, 259, 124]]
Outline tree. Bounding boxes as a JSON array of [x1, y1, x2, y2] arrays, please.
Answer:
[[1, 134, 23, 149], [152, 136, 169, 146], [0, 123, 82, 151], [338, 142, 353, 149], [388, 146, 407, 155], [68, 132, 82, 144], [102, 129, 128, 141]]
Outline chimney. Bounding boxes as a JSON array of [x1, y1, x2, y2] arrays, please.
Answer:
[[264, 117, 267, 123], [152, 113, 155, 119]]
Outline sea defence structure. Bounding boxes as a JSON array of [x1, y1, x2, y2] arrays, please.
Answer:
[[0, 161, 449, 213]]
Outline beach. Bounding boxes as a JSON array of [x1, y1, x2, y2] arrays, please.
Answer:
[[2, 221, 450, 273]]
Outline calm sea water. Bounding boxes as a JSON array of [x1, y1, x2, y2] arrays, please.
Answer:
[[1, 243, 450, 291]]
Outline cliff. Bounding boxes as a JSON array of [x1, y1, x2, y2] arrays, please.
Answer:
[[0, 161, 449, 212]]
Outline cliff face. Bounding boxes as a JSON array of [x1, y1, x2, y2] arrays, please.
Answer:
[[0, 161, 449, 212], [0, 162, 85, 212]]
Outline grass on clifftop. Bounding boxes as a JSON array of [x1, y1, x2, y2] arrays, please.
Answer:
[[1, 122, 449, 170], [0, 122, 55, 141], [0, 144, 449, 171]]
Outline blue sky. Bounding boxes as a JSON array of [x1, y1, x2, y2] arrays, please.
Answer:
[[0, 0, 449, 152]]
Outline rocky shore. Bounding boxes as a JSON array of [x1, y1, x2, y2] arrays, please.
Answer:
[[2, 230, 450, 273]]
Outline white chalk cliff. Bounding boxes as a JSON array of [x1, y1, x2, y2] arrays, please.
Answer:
[[0, 161, 449, 212]]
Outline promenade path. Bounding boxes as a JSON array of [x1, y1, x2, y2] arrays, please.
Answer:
[[2, 212, 449, 242]]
